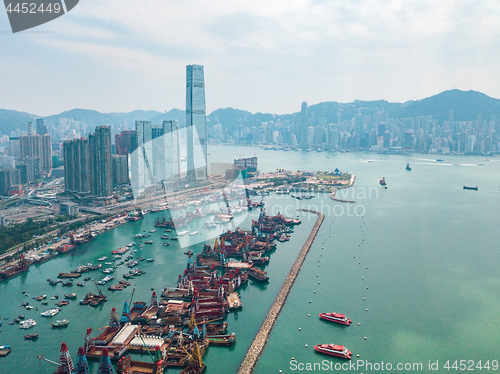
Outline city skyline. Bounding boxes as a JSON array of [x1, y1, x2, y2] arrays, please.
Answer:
[[1, 1, 500, 116]]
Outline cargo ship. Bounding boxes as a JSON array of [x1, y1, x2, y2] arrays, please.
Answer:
[[0, 256, 29, 280], [56, 244, 77, 254], [314, 344, 352, 359], [319, 312, 352, 325], [247, 267, 269, 282]]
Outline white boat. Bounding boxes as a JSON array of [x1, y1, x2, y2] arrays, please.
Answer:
[[41, 308, 60, 317], [149, 229, 156, 233], [19, 319, 37, 329], [98, 256, 107, 261], [177, 230, 189, 236], [189, 231, 199, 236]]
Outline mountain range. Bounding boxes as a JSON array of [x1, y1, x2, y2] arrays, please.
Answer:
[[1, 89, 499, 135]]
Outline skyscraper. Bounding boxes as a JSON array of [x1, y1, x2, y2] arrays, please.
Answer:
[[19, 134, 52, 175], [299, 102, 309, 147], [186, 64, 207, 181], [36, 119, 48, 135], [63, 138, 90, 193], [88, 126, 112, 198]]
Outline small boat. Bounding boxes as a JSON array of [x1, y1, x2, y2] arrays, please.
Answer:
[[177, 230, 189, 236], [76, 282, 85, 287], [62, 281, 73, 287], [19, 319, 37, 329], [163, 243, 169, 246], [24, 334, 39, 340], [0, 345, 11, 356], [379, 177, 386, 186], [56, 300, 69, 307], [463, 186, 478, 191], [51, 319, 69, 328], [83, 277, 91, 281], [171, 237, 178, 240], [406, 163, 411, 171], [319, 312, 352, 325], [41, 308, 60, 317], [64, 293, 77, 299], [436, 159, 444, 162], [98, 256, 107, 261], [144, 241, 153, 244], [189, 231, 199, 236], [147, 258, 154, 262], [314, 344, 352, 359], [50, 296, 58, 300]]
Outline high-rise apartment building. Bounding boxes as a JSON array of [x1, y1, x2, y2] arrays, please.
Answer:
[[115, 131, 135, 155], [88, 126, 112, 198], [112, 154, 129, 187], [299, 102, 309, 147], [19, 134, 52, 174], [186, 64, 207, 181], [63, 137, 90, 193], [63, 126, 112, 198]]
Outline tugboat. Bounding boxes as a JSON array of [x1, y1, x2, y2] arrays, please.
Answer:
[[314, 344, 352, 359], [406, 163, 411, 171], [319, 312, 352, 325]]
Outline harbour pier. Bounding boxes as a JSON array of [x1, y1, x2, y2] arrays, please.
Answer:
[[237, 209, 325, 374], [329, 175, 356, 203]]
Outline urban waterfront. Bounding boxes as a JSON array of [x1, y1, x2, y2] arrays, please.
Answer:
[[1, 146, 500, 373]]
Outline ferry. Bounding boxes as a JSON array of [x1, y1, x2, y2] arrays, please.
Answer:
[[319, 312, 352, 325], [314, 344, 352, 359]]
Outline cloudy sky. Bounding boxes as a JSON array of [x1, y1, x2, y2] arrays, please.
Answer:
[[1, 0, 500, 116]]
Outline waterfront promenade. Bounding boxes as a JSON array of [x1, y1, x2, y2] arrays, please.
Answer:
[[238, 209, 324, 374], [329, 174, 356, 203]]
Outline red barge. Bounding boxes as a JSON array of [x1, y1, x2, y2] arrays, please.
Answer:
[[319, 312, 352, 325], [314, 344, 352, 359]]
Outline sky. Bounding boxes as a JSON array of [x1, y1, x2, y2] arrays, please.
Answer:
[[1, 0, 500, 116]]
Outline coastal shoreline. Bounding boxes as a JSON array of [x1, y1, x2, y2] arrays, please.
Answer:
[[238, 209, 325, 374], [329, 175, 356, 203]]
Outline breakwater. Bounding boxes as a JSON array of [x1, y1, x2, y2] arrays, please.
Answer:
[[329, 175, 356, 203], [237, 209, 325, 374]]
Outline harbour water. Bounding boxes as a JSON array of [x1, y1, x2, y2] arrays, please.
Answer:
[[1, 146, 500, 373]]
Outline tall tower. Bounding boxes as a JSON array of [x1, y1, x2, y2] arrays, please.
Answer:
[[186, 64, 207, 181], [299, 102, 309, 147]]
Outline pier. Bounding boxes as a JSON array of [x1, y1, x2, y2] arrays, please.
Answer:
[[237, 209, 324, 374], [329, 174, 356, 203]]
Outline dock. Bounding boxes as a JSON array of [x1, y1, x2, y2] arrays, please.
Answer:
[[227, 292, 243, 310], [238, 209, 324, 374]]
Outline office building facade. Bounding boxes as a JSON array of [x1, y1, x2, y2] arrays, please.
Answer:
[[186, 64, 208, 181]]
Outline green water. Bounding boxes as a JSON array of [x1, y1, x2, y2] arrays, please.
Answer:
[[2, 147, 500, 374]]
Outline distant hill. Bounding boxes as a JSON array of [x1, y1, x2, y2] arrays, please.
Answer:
[[2, 89, 500, 135], [0, 109, 39, 134], [400, 89, 500, 122]]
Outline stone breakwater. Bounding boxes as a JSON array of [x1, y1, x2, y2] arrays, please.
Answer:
[[329, 174, 356, 203], [237, 209, 325, 374]]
